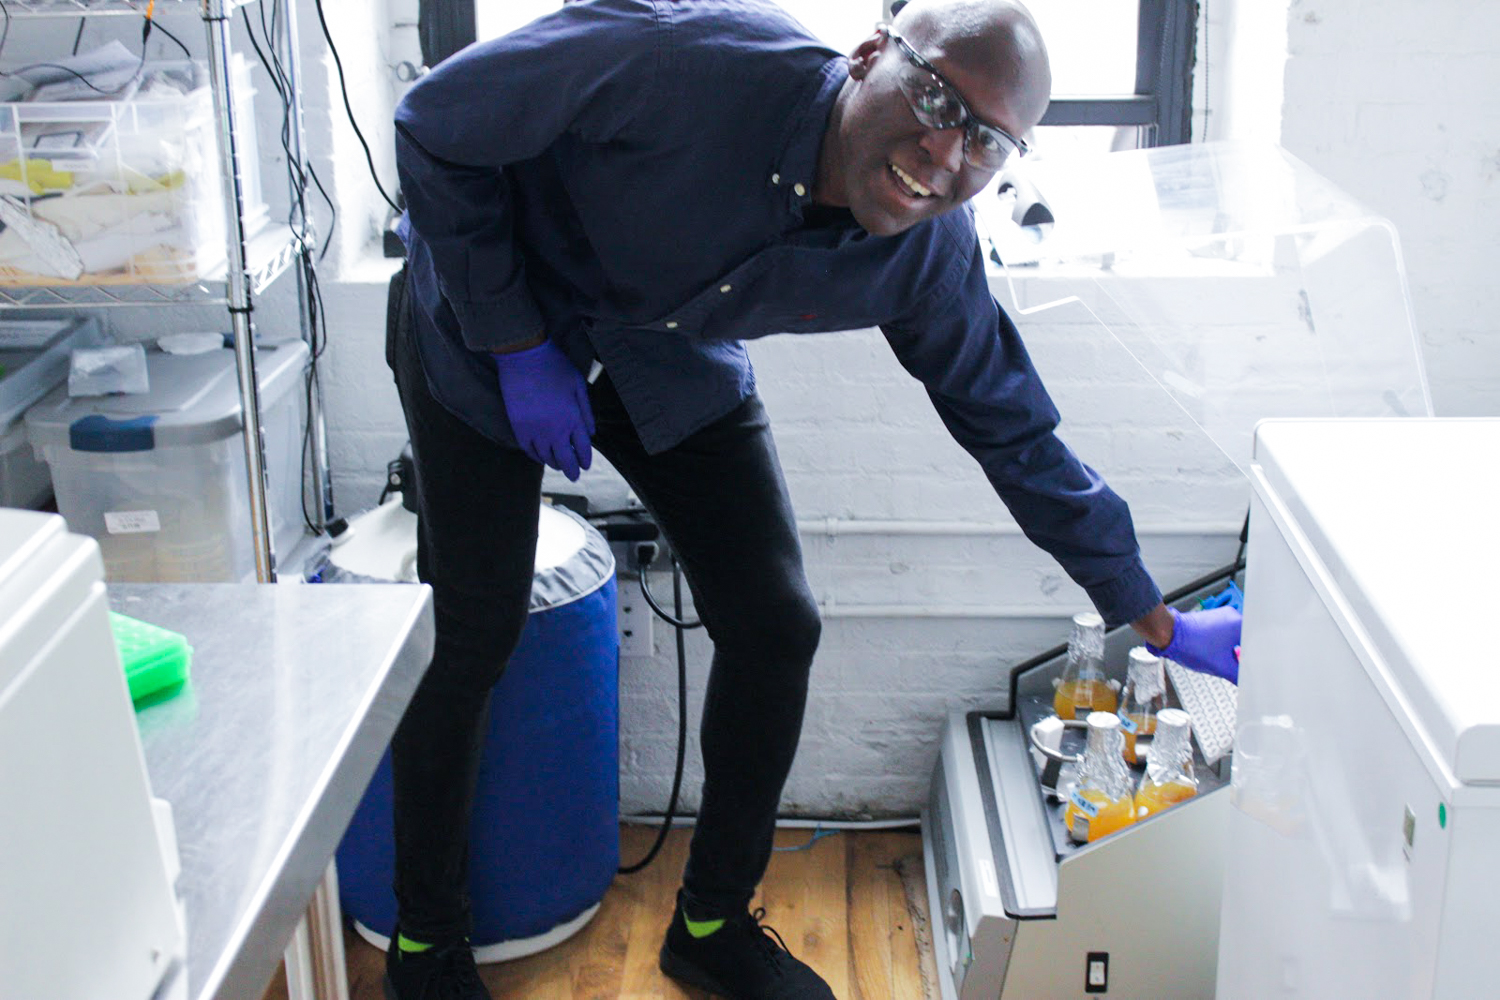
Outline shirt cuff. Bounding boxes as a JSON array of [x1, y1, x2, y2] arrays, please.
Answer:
[[455, 292, 547, 353], [1081, 559, 1162, 629]]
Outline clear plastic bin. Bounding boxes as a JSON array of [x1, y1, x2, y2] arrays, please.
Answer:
[[0, 419, 49, 509], [0, 57, 264, 286], [25, 338, 307, 582], [0, 316, 105, 424], [0, 316, 103, 508]]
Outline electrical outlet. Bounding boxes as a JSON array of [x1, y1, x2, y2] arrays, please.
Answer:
[[618, 580, 654, 658]]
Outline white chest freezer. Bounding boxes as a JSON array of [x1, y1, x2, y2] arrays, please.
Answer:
[[1221, 418, 1500, 998]]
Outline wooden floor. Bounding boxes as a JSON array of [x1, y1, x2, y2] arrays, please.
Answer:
[[263, 824, 937, 1000]]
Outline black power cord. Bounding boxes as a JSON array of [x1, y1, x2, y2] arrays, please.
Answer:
[[150, 17, 191, 59], [635, 544, 702, 630], [311, 0, 400, 213], [239, 0, 341, 532], [618, 554, 692, 875], [590, 505, 710, 873]]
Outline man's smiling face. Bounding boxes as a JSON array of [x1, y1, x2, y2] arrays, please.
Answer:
[[817, 1, 1051, 237]]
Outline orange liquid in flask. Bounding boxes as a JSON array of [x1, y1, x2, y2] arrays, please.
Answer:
[[1064, 789, 1136, 842], [1053, 679, 1118, 720], [1134, 781, 1197, 819], [1121, 713, 1156, 765]]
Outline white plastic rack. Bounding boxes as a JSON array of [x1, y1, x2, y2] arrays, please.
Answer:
[[0, 224, 301, 306]]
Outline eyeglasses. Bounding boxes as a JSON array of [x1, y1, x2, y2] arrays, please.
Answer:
[[880, 24, 1030, 171]]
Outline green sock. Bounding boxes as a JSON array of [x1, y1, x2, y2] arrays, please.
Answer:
[[397, 933, 433, 954], [684, 915, 726, 939]]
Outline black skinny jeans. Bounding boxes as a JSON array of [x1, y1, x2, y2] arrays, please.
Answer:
[[386, 269, 823, 942]]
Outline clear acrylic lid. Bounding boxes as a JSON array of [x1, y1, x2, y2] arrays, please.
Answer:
[[980, 141, 1432, 477]]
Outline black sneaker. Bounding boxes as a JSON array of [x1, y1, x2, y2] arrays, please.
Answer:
[[383, 934, 491, 1000], [659, 894, 837, 999]]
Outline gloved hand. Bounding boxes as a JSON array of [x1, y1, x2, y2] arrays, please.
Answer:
[[1147, 606, 1243, 684], [492, 340, 595, 481]]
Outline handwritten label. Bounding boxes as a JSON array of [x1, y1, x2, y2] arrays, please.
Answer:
[[1069, 790, 1100, 818], [104, 510, 160, 534]]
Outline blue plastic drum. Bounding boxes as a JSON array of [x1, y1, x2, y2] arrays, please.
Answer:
[[332, 501, 619, 961]]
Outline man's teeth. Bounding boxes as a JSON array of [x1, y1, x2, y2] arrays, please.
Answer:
[[889, 162, 933, 197]]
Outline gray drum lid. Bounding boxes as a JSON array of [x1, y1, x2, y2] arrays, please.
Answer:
[[530, 503, 615, 612], [327, 499, 615, 614]]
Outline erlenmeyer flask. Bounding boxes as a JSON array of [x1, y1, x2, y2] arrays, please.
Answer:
[[1134, 708, 1198, 818], [1118, 646, 1166, 765], [1064, 712, 1136, 843], [1052, 611, 1118, 720]]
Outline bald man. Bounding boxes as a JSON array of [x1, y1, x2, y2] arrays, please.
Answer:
[[387, 0, 1233, 996]]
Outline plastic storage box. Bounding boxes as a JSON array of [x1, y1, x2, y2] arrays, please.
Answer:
[[25, 338, 307, 582], [0, 57, 264, 286], [0, 316, 102, 508]]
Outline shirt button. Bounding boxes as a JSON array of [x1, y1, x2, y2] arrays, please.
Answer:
[[719, 284, 732, 293], [666, 321, 679, 330], [793, 182, 807, 197], [771, 173, 781, 185]]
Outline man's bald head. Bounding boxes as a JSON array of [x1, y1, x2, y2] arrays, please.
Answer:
[[892, 0, 1052, 130]]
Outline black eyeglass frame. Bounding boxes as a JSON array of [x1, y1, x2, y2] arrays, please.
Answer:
[[879, 23, 1031, 169]]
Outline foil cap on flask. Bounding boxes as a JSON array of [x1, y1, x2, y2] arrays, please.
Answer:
[[1126, 646, 1166, 701], [1082, 711, 1133, 793], [1070, 611, 1105, 661], [1147, 708, 1194, 781]]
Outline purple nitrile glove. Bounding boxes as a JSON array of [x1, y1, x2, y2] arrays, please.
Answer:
[[1147, 606, 1243, 684], [491, 340, 595, 481]]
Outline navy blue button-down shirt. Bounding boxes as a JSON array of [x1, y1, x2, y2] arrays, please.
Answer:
[[393, 0, 1160, 625]]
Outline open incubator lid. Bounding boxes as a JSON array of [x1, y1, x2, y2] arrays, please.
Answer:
[[978, 141, 1433, 481]]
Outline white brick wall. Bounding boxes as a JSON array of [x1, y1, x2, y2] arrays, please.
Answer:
[[604, 299, 1246, 818], [296, 0, 1498, 818], [1280, 0, 1500, 418]]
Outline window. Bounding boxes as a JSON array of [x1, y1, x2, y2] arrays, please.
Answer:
[[416, 0, 1195, 152], [1028, 0, 1198, 155]]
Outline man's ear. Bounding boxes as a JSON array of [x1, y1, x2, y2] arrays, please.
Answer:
[[847, 30, 886, 80]]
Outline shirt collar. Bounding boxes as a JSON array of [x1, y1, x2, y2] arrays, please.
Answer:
[[768, 56, 849, 226]]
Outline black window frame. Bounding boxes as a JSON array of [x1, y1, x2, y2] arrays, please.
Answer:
[[1039, 0, 1198, 146], [418, 0, 1197, 146], [419, 0, 475, 69]]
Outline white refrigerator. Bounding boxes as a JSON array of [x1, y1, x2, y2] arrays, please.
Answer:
[[1220, 417, 1500, 998]]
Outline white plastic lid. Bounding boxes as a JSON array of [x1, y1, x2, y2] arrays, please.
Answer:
[[1253, 418, 1500, 783], [25, 339, 307, 452]]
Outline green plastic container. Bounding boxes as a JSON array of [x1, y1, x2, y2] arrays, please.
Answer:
[[110, 611, 192, 704]]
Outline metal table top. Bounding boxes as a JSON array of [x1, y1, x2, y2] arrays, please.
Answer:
[[113, 582, 434, 1000]]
